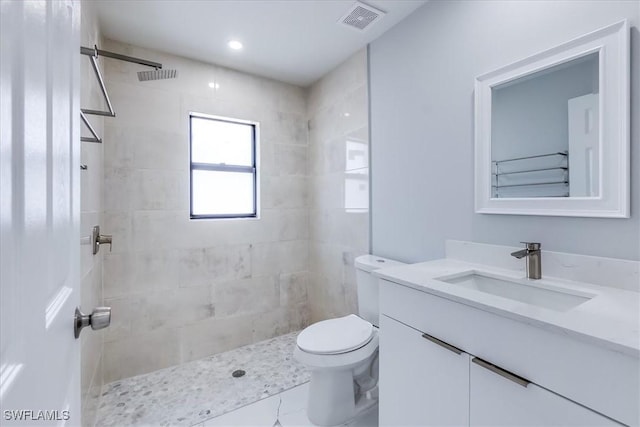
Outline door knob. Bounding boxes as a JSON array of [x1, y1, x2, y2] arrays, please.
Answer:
[[74, 306, 111, 339]]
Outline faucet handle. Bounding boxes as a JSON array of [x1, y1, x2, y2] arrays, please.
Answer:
[[92, 225, 113, 255], [520, 242, 541, 250]]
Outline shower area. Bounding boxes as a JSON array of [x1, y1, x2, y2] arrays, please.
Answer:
[[79, 3, 370, 425]]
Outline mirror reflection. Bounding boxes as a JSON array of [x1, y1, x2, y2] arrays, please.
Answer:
[[345, 138, 369, 212], [491, 52, 599, 198]]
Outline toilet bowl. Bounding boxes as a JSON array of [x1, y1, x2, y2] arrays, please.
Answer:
[[294, 255, 406, 426], [294, 315, 379, 426]]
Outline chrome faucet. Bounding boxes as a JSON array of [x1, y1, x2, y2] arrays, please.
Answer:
[[511, 242, 541, 279]]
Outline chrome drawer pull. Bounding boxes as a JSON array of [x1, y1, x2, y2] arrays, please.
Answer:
[[421, 333, 463, 355], [472, 357, 530, 388]]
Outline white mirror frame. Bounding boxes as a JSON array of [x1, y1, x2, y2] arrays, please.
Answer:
[[475, 20, 629, 218]]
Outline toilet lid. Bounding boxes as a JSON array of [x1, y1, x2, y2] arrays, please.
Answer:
[[297, 314, 374, 355]]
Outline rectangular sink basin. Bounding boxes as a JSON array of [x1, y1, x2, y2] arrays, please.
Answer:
[[436, 271, 593, 311]]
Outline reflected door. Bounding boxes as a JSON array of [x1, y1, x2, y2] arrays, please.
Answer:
[[568, 94, 600, 197]]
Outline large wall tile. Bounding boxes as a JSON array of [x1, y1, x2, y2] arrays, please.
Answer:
[[103, 124, 135, 170], [277, 209, 309, 241], [103, 328, 181, 381], [104, 168, 134, 212], [177, 315, 254, 362], [251, 240, 308, 276], [308, 49, 368, 116], [307, 49, 370, 322], [213, 276, 280, 317], [103, 252, 140, 298], [132, 210, 184, 251], [134, 250, 180, 292], [134, 169, 186, 210], [261, 111, 308, 146], [100, 41, 369, 383], [103, 212, 133, 254], [104, 82, 183, 133], [262, 176, 309, 209], [279, 272, 309, 307], [133, 128, 188, 171], [251, 309, 289, 342], [134, 285, 214, 333], [274, 144, 308, 176]]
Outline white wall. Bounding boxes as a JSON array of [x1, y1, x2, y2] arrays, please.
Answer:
[[369, 0, 640, 262]]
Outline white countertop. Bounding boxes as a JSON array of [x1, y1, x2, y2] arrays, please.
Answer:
[[374, 258, 640, 358]]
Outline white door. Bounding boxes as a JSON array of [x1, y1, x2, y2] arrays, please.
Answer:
[[568, 94, 599, 197], [379, 315, 470, 426], [1, 0, 81, 425]]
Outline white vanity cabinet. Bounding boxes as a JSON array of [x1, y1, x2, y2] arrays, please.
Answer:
[[379, 279, 635, 427], [379, 315, 470, 426]]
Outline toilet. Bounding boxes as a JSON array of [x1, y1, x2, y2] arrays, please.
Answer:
[[294, 255, 406, 426]]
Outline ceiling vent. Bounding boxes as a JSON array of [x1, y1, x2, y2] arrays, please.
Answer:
[[339, 1, 385, 31]]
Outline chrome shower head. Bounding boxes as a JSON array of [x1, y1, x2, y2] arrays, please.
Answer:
[[137, 68, 177, 81]]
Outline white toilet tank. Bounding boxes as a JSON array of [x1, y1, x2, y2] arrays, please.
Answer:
[[354, 255, 406, 327]]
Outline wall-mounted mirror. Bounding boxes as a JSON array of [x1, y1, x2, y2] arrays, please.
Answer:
[[475, 20, 629, 218]]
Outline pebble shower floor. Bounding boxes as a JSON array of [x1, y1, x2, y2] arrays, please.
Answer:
[[95, 332, 310, 426]]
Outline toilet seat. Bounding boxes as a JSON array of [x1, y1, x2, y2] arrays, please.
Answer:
[[294, 332, 379, 370], [297, 314, 373, 355]]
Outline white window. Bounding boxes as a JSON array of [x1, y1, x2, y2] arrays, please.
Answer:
[[189, 113, 258, 219]]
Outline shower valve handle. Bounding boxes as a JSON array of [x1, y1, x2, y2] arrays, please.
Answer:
[[92, 225, 112, 254]]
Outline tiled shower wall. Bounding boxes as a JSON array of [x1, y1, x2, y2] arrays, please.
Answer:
[[307, 50, 370, 323], [99, 38, 369, 382], [79, 0, 104, 425], [101, 40, 310, 382]]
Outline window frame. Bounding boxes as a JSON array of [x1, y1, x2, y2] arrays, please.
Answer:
[[189, 112, 259, 220]]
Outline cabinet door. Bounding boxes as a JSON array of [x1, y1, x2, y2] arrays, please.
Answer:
[[470, 358, 622, 426], [379, 315, 470, 426]]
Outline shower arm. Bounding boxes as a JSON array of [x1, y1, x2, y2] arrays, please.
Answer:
[[80, 46, 163, 70], [79, 45, 166, 144], [80, 45, 164, 118]]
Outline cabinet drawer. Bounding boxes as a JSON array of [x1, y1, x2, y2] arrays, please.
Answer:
[[470, 357, 622, 426], [379, 315, 469, 426], [380, 279, 639, 426]]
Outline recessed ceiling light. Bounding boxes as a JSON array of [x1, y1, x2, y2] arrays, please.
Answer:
[[344, 112, 351, 117], [228, 40, 243, 50], [208, 82, 219, 89]]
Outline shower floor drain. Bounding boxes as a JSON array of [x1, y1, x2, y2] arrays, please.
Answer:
[[232, 369, 246, 378]]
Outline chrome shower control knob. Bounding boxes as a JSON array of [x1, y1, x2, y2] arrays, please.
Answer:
[[90, 307, 112, 330], [92, 225, 113, 255], [74, 306, 111, 339]]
